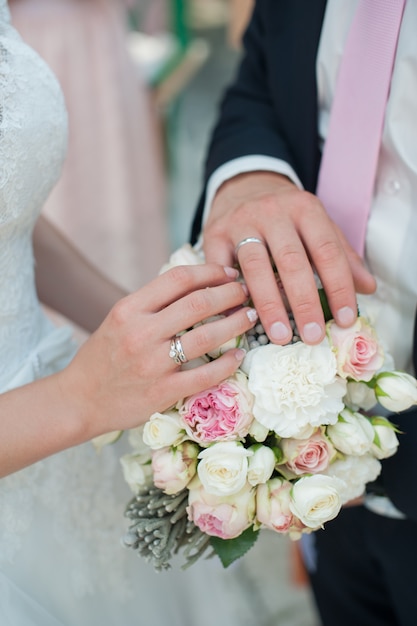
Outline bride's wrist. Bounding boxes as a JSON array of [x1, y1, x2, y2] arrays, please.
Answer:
[[53, 363, 100, 446]]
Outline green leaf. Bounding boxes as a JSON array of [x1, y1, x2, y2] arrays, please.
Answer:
[[210, 527, 259, 568], [318, 288, 333, 322], [318, 288, 360, 323]]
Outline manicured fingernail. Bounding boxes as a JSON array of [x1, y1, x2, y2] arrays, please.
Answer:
[[246, 308, 258, 323], [336, 306, 355, 326], [270, 321, 291, 342], [241, 283, 249, 297], [224, 266, 239, 278], [303, 322, 323, 343], [235, 348, 247, 361]]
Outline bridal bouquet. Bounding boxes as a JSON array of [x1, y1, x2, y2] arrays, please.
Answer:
[[117, 244, 417, 571]]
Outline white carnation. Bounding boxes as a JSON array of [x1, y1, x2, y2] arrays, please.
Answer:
[[159, 243, 204, 274], [246, 343, 346, 437]]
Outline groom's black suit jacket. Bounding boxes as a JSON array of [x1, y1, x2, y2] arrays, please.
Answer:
[[191, 0, 327, 237], [191, 0, 417, 520]]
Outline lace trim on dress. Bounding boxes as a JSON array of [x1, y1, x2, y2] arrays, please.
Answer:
[[0, 13, 135, 599]]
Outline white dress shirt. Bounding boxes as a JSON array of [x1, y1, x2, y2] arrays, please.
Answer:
[[203, 0, 417, 374]]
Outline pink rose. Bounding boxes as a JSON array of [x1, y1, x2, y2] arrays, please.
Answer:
[[178, 371, 253, 444], [280, 429, 336, 476], [187, 477, 256, 539], [151, 441, 199, 495], [256, 477, 304, 534], [326, 317, 384, 382]]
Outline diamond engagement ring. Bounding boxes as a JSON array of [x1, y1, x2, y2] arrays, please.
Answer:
[[235, 237, 266, 256], [169, 335, 188, 365]]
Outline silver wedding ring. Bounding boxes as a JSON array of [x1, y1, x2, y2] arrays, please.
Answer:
[[169, 335, 188, 365], [235, 236, 266, 256]]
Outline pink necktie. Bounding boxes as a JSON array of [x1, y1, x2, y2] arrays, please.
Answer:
[[316, 0, 406, 257]]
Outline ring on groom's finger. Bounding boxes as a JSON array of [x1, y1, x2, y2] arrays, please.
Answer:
[[235, 237, 267, 257], [169, 335, 188, 365]]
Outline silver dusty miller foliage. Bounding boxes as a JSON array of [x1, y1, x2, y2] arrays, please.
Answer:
[[122, 483, 213, 571]]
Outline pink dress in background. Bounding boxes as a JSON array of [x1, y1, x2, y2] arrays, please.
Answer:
[[10, 0, 169, 292]]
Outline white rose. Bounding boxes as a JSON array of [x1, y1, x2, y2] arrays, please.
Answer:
[[248, 418, 270, 442], [247, 445, 276, 486], [247, 342, 346, 438], [120, 452, 152, 493], [91, 430, 122, 452], [127, 425, 151, 454], [326, 409, 375, 456], [197, 441, 252, 496], [344, 381, 377, 411], [143, 411, 185, 449], [370, 416, 399, 459], [159, 243, 204, 274], [325, 454, 381, 504], [289, 474, 343, 528], [375, 371, 417, 412]]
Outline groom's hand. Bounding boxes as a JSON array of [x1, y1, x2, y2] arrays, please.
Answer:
[[203, 171, 376, 345]]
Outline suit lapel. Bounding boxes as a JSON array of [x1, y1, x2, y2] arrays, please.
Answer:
[[265, 0, 327, 191]]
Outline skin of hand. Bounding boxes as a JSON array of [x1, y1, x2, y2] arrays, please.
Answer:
[[203, 171, 377, 345], [54, 263, 257, 438], [0, 263, 257, 477]]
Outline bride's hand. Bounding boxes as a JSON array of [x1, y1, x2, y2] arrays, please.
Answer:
[[60, 263, 257, 438]]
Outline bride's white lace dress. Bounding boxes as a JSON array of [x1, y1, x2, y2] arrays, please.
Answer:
[[0, 2, 318, 624], [0, 2, 229, 624]]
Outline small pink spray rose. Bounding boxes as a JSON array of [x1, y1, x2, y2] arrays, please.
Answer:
[[326, 317, 384, 382], [187, 478, 256, 539], [256, 477, 304, 534], [281, 429, 336, 476], [151, 442, 199, 495]]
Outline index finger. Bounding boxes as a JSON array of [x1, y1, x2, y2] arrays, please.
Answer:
[[235, 236, 294, 344], [132, 263, 240, 312]]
